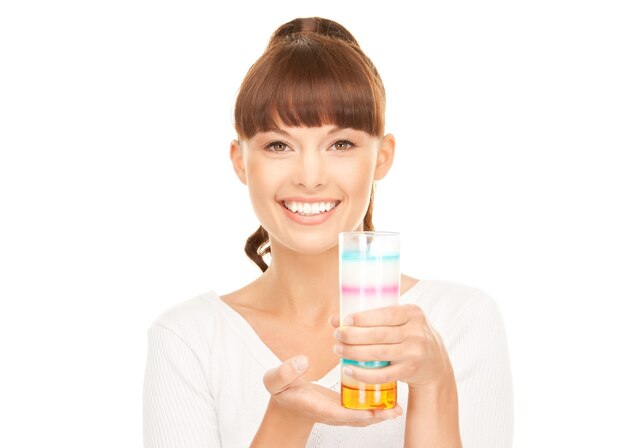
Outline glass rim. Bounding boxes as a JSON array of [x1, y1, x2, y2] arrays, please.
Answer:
[[339, 231, 399, 237]]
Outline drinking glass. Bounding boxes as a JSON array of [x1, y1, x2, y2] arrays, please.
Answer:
[[339, 231, 400, 409]]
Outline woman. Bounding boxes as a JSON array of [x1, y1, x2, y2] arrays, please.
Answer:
[[143, 17, 513, 447]]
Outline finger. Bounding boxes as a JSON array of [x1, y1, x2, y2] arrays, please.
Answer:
[[330, 404, 402, 424], [335, 341, 410, 362], [342, 362, 405, 385], [334, 325, 404, 345], [328, 314, 340, 328], [263, 355, 309, 395], [372, 405, 403, 420], [346, 408, 402, 426], [349, 304, 424, 327]]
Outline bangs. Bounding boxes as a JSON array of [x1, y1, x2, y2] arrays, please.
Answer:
[[234, 35, 385, 139]]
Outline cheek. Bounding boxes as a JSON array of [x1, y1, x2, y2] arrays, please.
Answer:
[[246, 160, 283, 200], [336, 158, 375, 192]]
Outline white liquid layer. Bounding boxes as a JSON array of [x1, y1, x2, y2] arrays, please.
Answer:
[[340, 260, 399, 286], [340, 260, 400, 315]]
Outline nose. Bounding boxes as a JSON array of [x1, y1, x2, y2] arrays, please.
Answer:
[[294, 149, 326, 191]]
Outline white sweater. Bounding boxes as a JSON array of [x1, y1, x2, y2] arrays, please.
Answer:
[[143, 279, 514, 447]]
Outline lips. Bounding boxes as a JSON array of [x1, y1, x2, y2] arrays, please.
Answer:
[[277, 197, 342, 203], [278, 200, 341, 225]]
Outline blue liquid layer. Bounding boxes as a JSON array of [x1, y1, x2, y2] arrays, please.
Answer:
[[342, 358, 390, 368], [340, 252, 400, 261]]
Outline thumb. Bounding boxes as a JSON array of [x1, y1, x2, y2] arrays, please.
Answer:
[[263, 355, 309, 395]]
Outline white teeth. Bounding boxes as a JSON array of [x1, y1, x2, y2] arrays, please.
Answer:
[[283, 200, 339, 215]]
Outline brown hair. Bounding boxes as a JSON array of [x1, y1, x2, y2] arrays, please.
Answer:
[[234, 17, 385, 272]]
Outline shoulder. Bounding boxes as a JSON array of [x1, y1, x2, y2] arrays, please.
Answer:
[[403, 279, 501, 335], [148, 291, 225, 349]]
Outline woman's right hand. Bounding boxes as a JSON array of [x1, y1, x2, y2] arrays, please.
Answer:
[[263, 355, 403, 427]]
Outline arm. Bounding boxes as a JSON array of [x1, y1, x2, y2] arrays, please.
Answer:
[[404, 373, 462, 447], [143, 324, 221, 448], [401, 306, 463, 447], [250, 357, 313, 447], [402, 296, 514, 447]]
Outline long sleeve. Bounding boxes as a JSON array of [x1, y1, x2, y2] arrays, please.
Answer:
[[444, 296, 514, 448], [143, 323, 222, 448]]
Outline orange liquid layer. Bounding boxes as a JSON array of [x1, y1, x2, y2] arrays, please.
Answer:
[[341, 382, 397, 410]]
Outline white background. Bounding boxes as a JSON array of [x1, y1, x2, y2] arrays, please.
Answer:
[[1, 0, 624, 446]]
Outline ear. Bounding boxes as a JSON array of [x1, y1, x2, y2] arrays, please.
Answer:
[[373, 133, 396, 181], [230, 139, 247, 185]]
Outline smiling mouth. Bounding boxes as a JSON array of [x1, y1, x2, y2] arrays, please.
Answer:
[[279, 200, 341, 216]]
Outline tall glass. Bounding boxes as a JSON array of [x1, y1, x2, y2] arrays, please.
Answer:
[[339, 231, 400, 410]]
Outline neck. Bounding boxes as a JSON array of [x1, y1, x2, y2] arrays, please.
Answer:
[[256, 238, 340, 323]]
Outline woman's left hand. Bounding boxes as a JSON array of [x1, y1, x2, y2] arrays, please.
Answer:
[[330, 304, 454, 390]]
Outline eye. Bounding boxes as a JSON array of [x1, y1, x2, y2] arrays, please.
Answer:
[[265, 141, 290, 152], [331, 140, 355, 151]]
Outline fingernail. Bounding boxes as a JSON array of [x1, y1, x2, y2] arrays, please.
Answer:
[[291, 356, 308, 373], [333, 344, 343, 355], [333, 329, 341, 341], [342, 316, 354, 326], [342, 366, 353, 377]]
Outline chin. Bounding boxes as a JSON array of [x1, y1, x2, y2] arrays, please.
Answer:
[[275, 233, 339, 256]]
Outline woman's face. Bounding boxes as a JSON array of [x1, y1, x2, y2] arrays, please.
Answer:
[[230, 124, 395, 255]]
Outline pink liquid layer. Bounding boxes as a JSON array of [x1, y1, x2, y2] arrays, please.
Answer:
[[341, 284, 399, 295]]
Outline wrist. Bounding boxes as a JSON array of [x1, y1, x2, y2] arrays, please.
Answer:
[[267, 397, 315, 429], [249, 398, 313, 447], [407, 374, 457, 396], [407, 378, 458, 412], [404, 377, 461, 448]]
